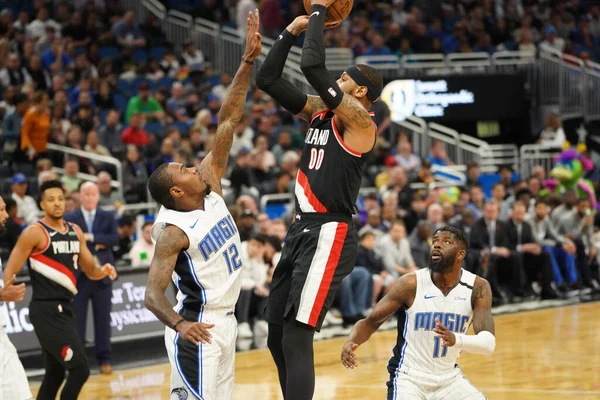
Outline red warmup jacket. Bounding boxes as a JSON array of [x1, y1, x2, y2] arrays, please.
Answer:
[[121, 127, 151, 146]]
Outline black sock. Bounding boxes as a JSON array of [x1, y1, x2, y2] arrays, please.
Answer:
[[268, 323, 287, 398], [60, 363, 90, 400], [37, 350, 65, 400], [282, 319, 316, 400]]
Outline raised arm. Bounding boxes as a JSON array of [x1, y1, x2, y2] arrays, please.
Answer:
[[341, 273, 416, 369], [72, 224, 117, 281], [4, 225, 44, 284], [256, 16, 329, 121], [201, 10, 262, 183], [433, 276, 495, 356], [301, 1, 375, 140]]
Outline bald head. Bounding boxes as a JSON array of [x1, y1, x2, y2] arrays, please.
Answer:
[[80, 181, 100, 211]]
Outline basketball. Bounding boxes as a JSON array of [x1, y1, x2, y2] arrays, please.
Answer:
[[303, 0, 354, 25]]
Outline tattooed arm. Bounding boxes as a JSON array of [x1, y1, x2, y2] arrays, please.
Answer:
[[471, 276, 495, 335], [144, 225, 190, 329], [201, 10, 262, 191]]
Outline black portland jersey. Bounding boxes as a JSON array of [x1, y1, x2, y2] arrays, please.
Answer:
[[29, 220, 81, 301], [295, 110, 375, 215]]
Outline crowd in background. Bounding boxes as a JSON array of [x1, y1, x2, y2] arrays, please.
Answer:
[[0, 0, 598, 350]]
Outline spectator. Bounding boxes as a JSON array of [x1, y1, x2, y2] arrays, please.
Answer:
[[180, 40, 205, 71], [0, 53, 32, 90], [2, 93, 28, 143], [236, 234, 268, 338], [358, 208, 386, 240], [491, 182, 511, 221], [139, 14, 168, 47], [125, 82, 164, 123], [121, 113, 152, 147], [426, 203, 445, 232], [97, 172, 122, 208], [468, 184, 485, 220], [26, 7, 60, 40], [427, 140, 452, 166], [64, 181, 119, 375], [166, 82, 189, 122], [111, 10, 146, 48], [380, 165, 413, 209], [27, 54, 51, 92], [470, 200, 526, 305], [123, 145, 148, 203], [409, 220, 432, 269], [538, 113, 566, 148], [339, 266, 372, 325], [395, 140, 421, 175], [363, 33, 392, 56], [113, 215, 137, 260], [41, 38, 71, 73], [465, 161, 481, 187], [539, 25, 566, 53], [128, 221, 155, 267], [85, 130, 111, 162], [98, 109, 124, 153], [212, 72, 232, 102], [159, 50, 181, 78], [508, 201, 558, 299], [10, 173, 40, 226], [61, 11, 92, 48], [376, 220, 417, 278], [34, 25, 57, 57], [0, 196, 22, 261], [20, 91, 50, 160], [356, 230, 390, 306], [61, 158, 82, 192], [252, 135, 276, 173]]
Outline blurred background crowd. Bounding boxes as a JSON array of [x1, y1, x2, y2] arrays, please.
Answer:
[[0, 0, 598, 351]]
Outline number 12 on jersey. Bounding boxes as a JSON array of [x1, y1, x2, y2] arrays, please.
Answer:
[[223, 243, 242, 274]]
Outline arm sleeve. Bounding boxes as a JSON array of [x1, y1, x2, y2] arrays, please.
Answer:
[[300, 5, 344, 110], [455, 331, 496, 356], [256, 30, 307, 115]]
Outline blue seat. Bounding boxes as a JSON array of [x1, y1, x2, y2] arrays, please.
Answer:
[[28, 178, 39, 198], [149, 47, 166, 61], [98, 46, 120, 59], [98, 110, 109, 125], [133, 48, 148, 63], [171, 122, 190, 135], [113, 93, 128, 112], [74, 46, 88, 56], [144, 123, 164, 135], [117, 79, 134, 97], [157, 76, 175, 90]]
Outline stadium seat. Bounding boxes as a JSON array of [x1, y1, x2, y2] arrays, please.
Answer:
[[74, 47, 88, 56], [144, 123, 164, 135], [131, 78, 155, 93], [98, 46, 120, 59], [133, 48, 148, 63], [28, 178, 39, 198], [0, 164, 12, 179], [113, 93, 128, 112], [117, 79, 134, 98], [171, 121, 191, 135], [149, 47, 166, 61], [157, 77, 175, 90], [98, 110, 109, 125], [14, 163, 35, 177], [0, 178, 12, 196]]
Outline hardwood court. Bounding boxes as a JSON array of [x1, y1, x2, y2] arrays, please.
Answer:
[[31, 303, 600, 400]]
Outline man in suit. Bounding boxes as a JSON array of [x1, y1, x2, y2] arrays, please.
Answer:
[[469, 200, 526, 305], [508, 201, 558, 299], [64, 181, 119, 374]]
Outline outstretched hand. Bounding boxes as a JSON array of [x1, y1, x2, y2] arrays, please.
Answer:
[[341, 341, 359, 369], [243, 9, 262, 61]]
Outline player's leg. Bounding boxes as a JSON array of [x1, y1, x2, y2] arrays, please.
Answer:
[[0, 333, 33, 400], [283, 221, 358, 400], [265, 224, 300, 397], [168, 324, 221, 399], [431, 369, 486, 400], [37, 348, 66, 399], [386, 375, 426, 400], [215, 315, 237, 400], [73, 276, 91, 346]]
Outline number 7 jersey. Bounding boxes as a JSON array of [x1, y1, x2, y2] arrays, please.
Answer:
[[151, 192, 243, 313], [296, 110, 375, 215]]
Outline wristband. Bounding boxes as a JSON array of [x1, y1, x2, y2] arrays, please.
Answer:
[[242, 57, 254, 65], [173, 318, 186, 331]]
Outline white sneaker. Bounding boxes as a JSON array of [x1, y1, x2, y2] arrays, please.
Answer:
[[253, 320, 269, 349], [238, 322, 253, 339]]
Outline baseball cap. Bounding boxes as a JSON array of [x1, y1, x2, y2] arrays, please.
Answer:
[[546, 26, 557, 35], [384, 155, 398, 167], [139, 82, 151, 91], [207, 93, 219, 103], [11, 173, 27, 184]]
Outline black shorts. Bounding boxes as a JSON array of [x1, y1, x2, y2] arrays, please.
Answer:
[[265, 213, 358, 331], [29, 300, 88, 369]]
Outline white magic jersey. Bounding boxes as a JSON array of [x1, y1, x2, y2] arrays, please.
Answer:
[[151, 192, 243, 313], [387, 268, 476, 376], [0, 259, 5, 334]]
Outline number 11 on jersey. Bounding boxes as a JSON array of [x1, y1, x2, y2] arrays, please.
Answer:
[[223, 244, 242, 274], [433, 336, 448, 358]]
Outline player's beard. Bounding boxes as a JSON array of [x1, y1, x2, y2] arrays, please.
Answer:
[[429, 252, 455, 273]]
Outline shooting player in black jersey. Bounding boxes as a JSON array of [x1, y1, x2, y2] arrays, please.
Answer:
[[4, 180, 117, 400], [256, 1, 383, 398]]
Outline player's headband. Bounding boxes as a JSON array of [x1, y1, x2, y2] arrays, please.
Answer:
[[345, 66, 381, 103]]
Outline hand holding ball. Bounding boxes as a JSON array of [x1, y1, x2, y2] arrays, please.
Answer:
[[303, 0, 354, 26]]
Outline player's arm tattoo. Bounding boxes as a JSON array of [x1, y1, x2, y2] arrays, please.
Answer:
[[333, 93, 374, 131], [348, 273, 416, 346], [296, 95, 327, 122], [204, 61, 253, 179], [471, 277, 495, 335], [145, 225, 190, 329]]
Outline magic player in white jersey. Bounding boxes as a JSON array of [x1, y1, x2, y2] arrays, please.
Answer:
[[143, 10, 262, 400], [342, 226, 496, 400], [0, 196, 33, 400]]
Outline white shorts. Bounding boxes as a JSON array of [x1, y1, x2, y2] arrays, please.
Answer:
[[388, 365, 486, 400], [165, 310, 237, 400], [0, 332, 32, 400]]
